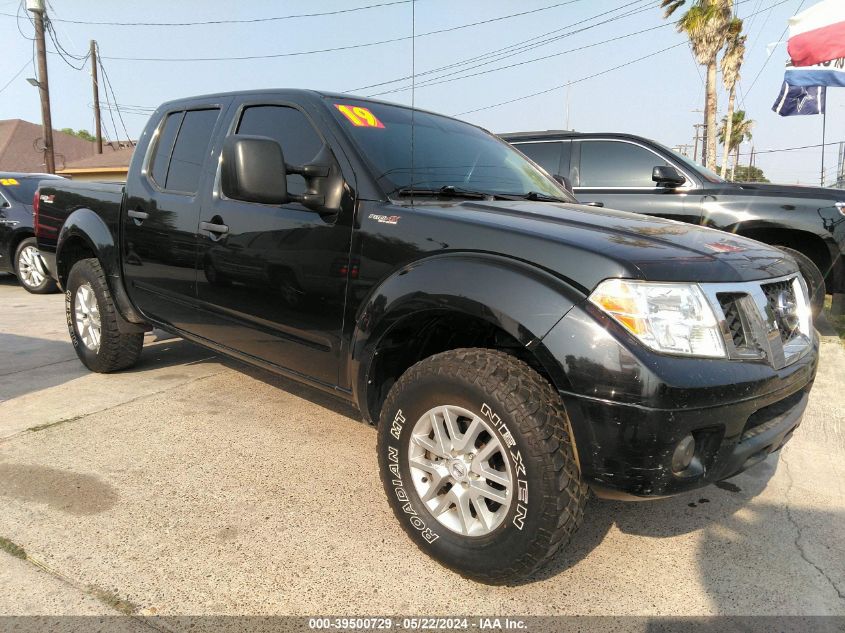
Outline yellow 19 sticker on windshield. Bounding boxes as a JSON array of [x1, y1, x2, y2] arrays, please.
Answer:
[[0, 178, 19, 186], [334, 104, 385, 128]]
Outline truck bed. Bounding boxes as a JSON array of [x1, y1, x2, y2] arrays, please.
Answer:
[[35, 180, 125, 257]]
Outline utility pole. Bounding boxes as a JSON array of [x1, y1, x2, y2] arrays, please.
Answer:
[[692, 123, 704, 164], [28, 0, 55, 174], [90, 40, 102, 154]]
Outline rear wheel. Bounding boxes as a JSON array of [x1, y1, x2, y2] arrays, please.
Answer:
[[15, 237, 57, 294], [777, 246, 826, 315], [377, 348, 588, 584], [66, 258, 143, 373]]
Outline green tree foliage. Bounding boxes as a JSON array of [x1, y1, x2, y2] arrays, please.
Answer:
[[60, 128, 96, 142]]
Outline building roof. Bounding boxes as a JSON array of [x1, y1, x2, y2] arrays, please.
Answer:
[[58, 146, 134, 173], [0, 119, 97, 172]]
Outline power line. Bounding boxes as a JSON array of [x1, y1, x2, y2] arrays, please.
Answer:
[[357, 0, 657, 95], [350, 0, 651, 93], [741, 0, 806, 102], [369, 20, 672, 97], [455, 42, 687, 116], [737, 140, 844, 155], [91, 1, 589, 62], [363, 0, 772, 97], [0, 0, 415, 26], [0, 58, 30, 95], [97, 53, 132, 144]]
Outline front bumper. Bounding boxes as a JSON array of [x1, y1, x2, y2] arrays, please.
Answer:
[[542, 303, 819, 499]]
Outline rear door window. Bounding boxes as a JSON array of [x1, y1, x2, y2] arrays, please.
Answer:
[[578, 140, 667, 188], [149, 111, 184, 188], [164, 109, 219, 194]]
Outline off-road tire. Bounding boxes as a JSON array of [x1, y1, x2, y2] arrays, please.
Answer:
[[777, 246, 826, 315], [377, 348, 588, 584], [14, 237, 58, 294], [66, 258, 143, 373]]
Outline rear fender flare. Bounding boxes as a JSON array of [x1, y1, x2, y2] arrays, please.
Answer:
[[57, 208, 147, 330]]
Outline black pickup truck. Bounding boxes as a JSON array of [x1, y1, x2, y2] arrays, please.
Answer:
[[503, 131, 845, 313], [36, 90, 818, 584]]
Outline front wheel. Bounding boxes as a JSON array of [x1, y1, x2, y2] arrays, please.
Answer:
[[15, 237, 58, 294], [377, 348, 588, 584], [66, 258, 143, 373]]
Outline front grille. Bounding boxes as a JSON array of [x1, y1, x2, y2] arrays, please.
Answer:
[[761, 279, 800, 343], [718, 294, 747, 348], [702, 274, 811, 370]]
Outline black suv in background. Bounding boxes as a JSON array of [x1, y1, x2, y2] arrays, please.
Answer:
[[503, 131, 845, 312], [0, 172, 62, 293]]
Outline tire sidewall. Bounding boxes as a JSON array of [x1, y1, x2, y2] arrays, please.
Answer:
[[378, 371, 549, 579], [65, 261, 107, 371]]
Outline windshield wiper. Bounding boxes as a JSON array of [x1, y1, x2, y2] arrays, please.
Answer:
[[521, 191, 569, 203], [394, 185, 492, 200]]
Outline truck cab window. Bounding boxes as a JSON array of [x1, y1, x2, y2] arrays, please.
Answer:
[[516, 142, 563, 177], [579, 140, 667, 188], [236, 105, 324, 196], [164, 109, 219, 194], [149, 111, 183, 188]]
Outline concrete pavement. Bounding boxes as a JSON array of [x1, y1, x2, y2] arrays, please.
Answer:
[[0, 273, 843, 616]]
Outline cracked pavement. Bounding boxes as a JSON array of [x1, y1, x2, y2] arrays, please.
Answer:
[[0, 274, 843, 615]]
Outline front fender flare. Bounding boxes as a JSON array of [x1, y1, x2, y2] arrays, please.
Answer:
[[349, 253, 584, 418]]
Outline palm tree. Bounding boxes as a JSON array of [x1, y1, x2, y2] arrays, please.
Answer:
[[720, 18, 746, 178], [661, 0, 732, 171], [718, 110, 753, 180]]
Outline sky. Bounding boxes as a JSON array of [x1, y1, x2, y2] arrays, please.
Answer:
[[0, 0, 841, 185]]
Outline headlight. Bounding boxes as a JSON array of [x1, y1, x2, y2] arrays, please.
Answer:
[[589, 279, 726, 358]]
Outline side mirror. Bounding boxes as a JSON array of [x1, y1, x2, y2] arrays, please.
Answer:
[[221, 135, 288, 204], [652, 165, 686, 188], [287, 145, 344, 213], [553, 174, 574, 194]]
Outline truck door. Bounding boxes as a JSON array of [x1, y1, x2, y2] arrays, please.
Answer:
[[123, 106, 225, 331], [193, 103, 353, 387], [572, 139, 702, 224]]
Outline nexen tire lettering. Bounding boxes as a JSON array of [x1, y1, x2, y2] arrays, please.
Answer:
[[481, 402, 529, 531]]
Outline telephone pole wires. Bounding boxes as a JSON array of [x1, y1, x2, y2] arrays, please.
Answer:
[[27, 0, 55, 174]]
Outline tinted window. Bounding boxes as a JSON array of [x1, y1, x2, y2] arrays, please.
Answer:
[[237, 105, 324, 196], [578, 140, 667, 188], [329, 100, 572, 200], [2, 177, 51, 204], [515, 142, 563, 176], [165, 109, 219, 193], [149, 111, 183, 187]]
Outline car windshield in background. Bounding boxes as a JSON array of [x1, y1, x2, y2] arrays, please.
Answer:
[[1, 178, 41, 204], [658, 142, 726, 184], [328, 99, 572, 201]]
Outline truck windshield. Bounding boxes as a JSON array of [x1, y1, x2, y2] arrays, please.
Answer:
[[328, 99, 573, 201]]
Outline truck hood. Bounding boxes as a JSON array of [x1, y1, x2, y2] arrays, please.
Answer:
[[727, 181, 844, 201], [398, 200, 797, 292]]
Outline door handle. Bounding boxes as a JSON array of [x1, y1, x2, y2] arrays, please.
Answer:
[[127, 209, 149, 224], [585, 201, 605, 208], [200, 221, 229, 235]]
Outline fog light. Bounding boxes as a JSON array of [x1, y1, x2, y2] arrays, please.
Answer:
[[672, 435, 696, 473]]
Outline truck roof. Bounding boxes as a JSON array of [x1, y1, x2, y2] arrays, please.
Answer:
[[155, 88, 457, 123], [498, 131, 652, 142]]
